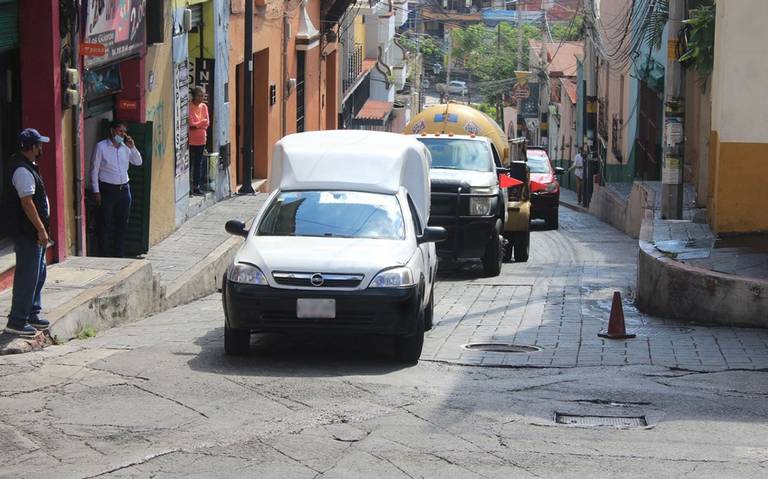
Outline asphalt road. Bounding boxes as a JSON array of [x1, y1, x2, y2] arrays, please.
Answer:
[[1, 206, 767, 478]]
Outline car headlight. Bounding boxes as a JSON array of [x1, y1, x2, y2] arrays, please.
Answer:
[[229, 263, 268, 285], [469, 187, 498, 216], [545, 182, 558, 193], [369, 267, 415, 288]]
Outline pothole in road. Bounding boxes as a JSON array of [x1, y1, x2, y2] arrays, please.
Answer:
[[555, 412, 648, 428], [462, 343, 542, 353]]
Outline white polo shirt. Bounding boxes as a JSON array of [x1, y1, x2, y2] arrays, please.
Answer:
[[90, 139, 143, 193]]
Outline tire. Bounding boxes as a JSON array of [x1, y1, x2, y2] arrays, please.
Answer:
[[424, 290, 435, 331], [482, 233, 503, 277], [224, 322, 250, 356], [502, 233, 513, 263], [513, 230, 530, 262], [394, 308, 425, 364], [548, 209, 559, 230]]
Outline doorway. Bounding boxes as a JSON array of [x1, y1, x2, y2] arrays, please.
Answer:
[[636, 80, 662, 181], [235, 48, 270, 186]]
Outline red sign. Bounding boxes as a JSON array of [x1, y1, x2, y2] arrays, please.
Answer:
[[118, 99, 138, 111], [80, 43, 107, 57], [499, 175, 524, 189]]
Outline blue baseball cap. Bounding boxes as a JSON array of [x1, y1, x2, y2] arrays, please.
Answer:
[[19, 128, 50, 148]]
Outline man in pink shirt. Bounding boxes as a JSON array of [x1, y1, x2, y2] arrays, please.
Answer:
[[189, 86, 210, 195]]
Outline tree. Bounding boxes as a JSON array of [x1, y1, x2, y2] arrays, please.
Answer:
[[550, 15, 584, 42]]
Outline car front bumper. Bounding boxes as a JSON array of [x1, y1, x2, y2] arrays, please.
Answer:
[[429, 214, 497, 260], [223, 281, 420, 336]]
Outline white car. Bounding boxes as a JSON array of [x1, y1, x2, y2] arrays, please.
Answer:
[[447, 80, 468, 96], [222, 130, 446, 362]]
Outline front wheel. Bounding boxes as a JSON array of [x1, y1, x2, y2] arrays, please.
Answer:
[[482, 233, 503, 277], [424, 290, 435, 331], [503, 233, 513, 263], [547, 209, 559, 230], [394, 310, 425, 364], [224, 322, 250, 356]]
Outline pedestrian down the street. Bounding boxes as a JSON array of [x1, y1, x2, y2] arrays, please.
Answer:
[[569, 147, 584, 204], [189, 85, 210, 195], [1, 129, 52, 336], [89, 120, 143, 258]]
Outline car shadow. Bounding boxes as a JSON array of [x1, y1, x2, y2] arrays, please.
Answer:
[[186, 326, 411, 378]]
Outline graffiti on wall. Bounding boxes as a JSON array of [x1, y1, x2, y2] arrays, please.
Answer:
[[147, 102, 166, 159], [174, 61, 190, 178]]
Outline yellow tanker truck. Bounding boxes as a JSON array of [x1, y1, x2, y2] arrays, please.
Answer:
[[404, 103, 531, 266]]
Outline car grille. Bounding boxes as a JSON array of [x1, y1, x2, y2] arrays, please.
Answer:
[[430, 182, 467, 216], [272, 272, 364, 288]]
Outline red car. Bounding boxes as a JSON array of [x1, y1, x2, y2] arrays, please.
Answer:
[[527, 148, 564, 229]]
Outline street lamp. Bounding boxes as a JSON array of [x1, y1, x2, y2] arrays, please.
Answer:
[[238, 0, 256, 195]]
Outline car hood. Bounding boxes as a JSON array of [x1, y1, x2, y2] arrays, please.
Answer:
[[430, 168, 498, 188], [235, 235, 414, 279]]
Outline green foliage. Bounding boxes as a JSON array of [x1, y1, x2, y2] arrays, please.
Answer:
[[679, 4, 716, 88], [77, 326, 97, 340], [398, 35, 442, 63], [477, 102, 499, 119], [551, 15, 584, 41]]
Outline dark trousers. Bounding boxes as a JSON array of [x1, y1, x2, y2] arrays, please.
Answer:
[[190, 145, 206, 190], [98, 182, 132, 258], [8, 236, 46, 327]]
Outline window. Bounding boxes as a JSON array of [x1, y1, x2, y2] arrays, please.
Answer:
[[417, 138, 494, 172], [296, 51, 305, 132], [258, 191, 405, 240]]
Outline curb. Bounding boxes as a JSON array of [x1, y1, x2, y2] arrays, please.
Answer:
[[559, 199, 589, 214], [49, 260, 158, 341], [636, 212, 768, 328]]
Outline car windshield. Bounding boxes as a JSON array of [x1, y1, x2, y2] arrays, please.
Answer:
[[258, 191, 405, 240], [526, 153, 551, 174], [418, 138, 493, 172]]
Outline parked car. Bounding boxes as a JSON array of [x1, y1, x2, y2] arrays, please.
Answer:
[[222, 130, 445, 363], [527, 147, 565, 229], [447, 80, 467, 96]]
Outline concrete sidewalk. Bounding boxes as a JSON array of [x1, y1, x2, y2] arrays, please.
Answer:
[[0, 194, 266, 354], [560, 181, 768, 327]]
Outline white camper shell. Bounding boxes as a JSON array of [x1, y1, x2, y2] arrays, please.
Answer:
[[222, 130, 444, 363], [270, 130, 433, 229]]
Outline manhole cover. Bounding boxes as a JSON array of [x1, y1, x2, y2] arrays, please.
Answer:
[[555, 413, 648, 427], [462, 343, 541, 353]]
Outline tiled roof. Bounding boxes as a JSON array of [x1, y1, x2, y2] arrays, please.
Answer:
[[530, 40, 583, 77], [356, 100, 393, 121]]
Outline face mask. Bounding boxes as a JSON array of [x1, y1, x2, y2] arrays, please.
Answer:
[[113, 135, 125, 145]]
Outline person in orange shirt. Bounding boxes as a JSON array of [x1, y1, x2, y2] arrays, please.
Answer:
[[189, 86, 210, 195]]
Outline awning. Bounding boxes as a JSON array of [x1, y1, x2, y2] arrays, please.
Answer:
[[354, 100, 393, 126]]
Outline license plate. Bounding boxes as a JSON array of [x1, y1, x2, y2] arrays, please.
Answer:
[[296, 299, 336, 319]]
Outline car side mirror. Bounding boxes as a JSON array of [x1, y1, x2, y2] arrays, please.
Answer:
[[225, 219, 248, 237], [418, 226, 448, 244], [554, 167, 565, 175]]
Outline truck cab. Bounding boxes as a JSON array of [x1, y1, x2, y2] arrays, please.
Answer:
[[413, 133, 507, 276]]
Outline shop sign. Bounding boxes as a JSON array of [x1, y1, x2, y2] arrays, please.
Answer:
[[80, 43, 107, 57], [519, 82, 540, 119], [174, 61, 190, 178], [118, 99, 138, 111], [85, 1, 147, 68]]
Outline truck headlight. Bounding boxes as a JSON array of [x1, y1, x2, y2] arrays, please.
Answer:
[[370, 267, 415, 288], [229, 263, 268, 285], [469, 187, 497, 216]]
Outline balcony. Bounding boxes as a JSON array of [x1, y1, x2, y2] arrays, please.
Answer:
[[343, 43, 364, 94]]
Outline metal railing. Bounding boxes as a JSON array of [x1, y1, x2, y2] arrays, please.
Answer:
[[343, 43, 364, 94]]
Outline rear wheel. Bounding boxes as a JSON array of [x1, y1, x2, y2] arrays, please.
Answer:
[[424, 290, 435, 331], [394, 309, 425, 364], [224, 322, 250, 356], [513, 231, 530, 262], [502, 233, 513, 263], [482, 233, 503, 277]]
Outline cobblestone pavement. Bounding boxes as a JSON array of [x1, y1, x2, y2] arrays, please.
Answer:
[[424, 207, 768, 370]]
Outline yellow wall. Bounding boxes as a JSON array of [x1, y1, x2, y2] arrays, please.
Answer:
[[61, 110, 75, 255], [709, 0, 768, 233], [188, 0, 215, 59], [354, 15, 366, 52], [144, 5, 177, 246]]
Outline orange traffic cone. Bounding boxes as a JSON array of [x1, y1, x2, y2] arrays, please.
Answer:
[[598, 292, 636, 339]]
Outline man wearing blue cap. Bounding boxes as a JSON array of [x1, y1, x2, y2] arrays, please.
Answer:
[[0, 129, 52, 336]]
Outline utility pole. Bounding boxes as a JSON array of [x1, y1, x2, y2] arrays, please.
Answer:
[[238, 0, 256, 194], [583, 0, 598, 208], [661, 0, 685, 219]]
